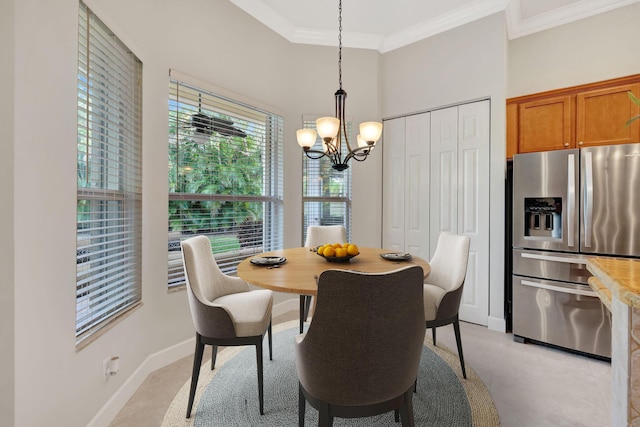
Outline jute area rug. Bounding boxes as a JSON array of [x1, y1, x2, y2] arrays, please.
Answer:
[[162, 320, 500, 426]]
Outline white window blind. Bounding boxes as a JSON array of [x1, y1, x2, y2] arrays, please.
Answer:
[[168, 76, 284, 287], [76, 1, 142, 342], [302, 117, 352, 245]]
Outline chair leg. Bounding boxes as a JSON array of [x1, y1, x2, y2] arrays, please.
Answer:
[[211, 345, 218, 370], [186, 335, 205, 418], [453, 319, 467, 379], [268, 320, 273, 361], [304, 296, 312, 321], [299, 295, 305, 333], [298, 383, 306, 427], [255, 341, 265, 415], [299, 295, 313, 333], [432, 326, 437, 346], [318, 401, 333, 427], [394, 409, 400, 422], [399, 389, 415, 427]]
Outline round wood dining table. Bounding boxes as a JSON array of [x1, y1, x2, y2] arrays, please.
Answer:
[[237, 246, 431, 332]]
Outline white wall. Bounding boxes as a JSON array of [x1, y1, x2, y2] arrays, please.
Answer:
[[1, 1, 15, 425], [10, 0, 380, 425], [508, 2, 640, 97], [380, 13, 508, 332]]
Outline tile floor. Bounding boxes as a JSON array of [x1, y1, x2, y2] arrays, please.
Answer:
[[109, 311, 611, 427]]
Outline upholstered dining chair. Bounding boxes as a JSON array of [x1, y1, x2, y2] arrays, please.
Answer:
[[424, 232, 471, 379], [295, 266, 426, 427], [180, 235, 273, 417], [304, 224, 347, 248], [299, 225, 348, 332]]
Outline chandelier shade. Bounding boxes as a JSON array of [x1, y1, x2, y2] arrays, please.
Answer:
[[296, 0, 382, 171]]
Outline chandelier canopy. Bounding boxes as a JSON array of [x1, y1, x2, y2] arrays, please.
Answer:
[[296, 0, 383, 171]]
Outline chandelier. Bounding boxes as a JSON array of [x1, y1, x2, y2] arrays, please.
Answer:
[[295, 0, 383, 171]]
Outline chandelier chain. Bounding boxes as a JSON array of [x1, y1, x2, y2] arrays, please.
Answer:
[[338, 0, 342, 90]]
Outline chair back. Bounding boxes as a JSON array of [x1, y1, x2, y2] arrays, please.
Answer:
[[181, 235, 245, 338], [295, 266, 425, 406], [428, 232, 470, 293], [304, 225, 347, 248]]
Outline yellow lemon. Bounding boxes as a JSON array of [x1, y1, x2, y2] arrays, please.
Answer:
[[317, 245, 325, 256], [342, 242, 350, 248], [323, 246, 336, 257], [347, 244, 359, 256], [333, 243, 342, 249], [335, 247, 347, 258]]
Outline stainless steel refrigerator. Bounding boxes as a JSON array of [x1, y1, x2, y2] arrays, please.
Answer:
[[512, 143, 640, 359]]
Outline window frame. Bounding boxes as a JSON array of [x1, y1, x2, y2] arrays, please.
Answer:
[[76, 1, 143, 344], [167, 72, 284, 288]]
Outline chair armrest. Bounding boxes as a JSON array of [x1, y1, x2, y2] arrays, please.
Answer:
[[435, 284, 464, 320], [187, 292, 236, 338]]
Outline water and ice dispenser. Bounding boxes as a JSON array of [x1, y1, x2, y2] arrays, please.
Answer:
[[524, 197, 562, 239]]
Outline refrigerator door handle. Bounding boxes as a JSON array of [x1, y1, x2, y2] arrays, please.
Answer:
[[584, 151, 593, 247], [567, 154, 576, 247], [520, 279, 598, 297]]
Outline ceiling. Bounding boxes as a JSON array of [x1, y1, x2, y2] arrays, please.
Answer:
[[230, 0, 640, 53]]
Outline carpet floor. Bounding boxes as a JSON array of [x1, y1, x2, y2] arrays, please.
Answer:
[[162, 320, 499, 426]]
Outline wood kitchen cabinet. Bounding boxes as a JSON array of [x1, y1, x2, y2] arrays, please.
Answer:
[[507, 75, 640, 158]]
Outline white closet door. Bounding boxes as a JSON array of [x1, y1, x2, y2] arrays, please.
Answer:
[[429, 106, 459, 255], [382, 117, 406, 252], [457, 100, 490, 326], [404, 113, 431, 261], [430, 101, 490, 326]]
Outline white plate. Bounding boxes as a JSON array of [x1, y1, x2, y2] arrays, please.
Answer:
[[250, 256, 286, 266], [380, 253, 412, 261]]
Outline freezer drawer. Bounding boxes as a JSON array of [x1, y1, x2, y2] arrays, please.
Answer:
[[512, 249, 591, 284], [512, 275, 611, 358]]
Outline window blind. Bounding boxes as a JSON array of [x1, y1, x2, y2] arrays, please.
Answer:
[[76, 1, 142, 341], [168, 76, 284, 287], [301, 117, 352, 245]]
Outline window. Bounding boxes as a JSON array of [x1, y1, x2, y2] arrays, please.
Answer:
[[168, 74, 284, 287], [302, 117, 352, 245], [76, 2, 143, 342]]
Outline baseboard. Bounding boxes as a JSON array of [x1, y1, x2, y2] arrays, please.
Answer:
[[88, 297, 299, 427], [487, 315, 506, 332]]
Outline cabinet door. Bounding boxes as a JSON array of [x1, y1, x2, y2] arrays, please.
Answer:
[[404, 113, 430, 261], [382, 117, 406, 252], [576, 83, 640, 147], [519, 95, 574, 153]]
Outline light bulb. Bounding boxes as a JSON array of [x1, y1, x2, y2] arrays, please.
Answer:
[[356, 134, 368, 148], [316, 117, 340, 140], [296, 129, 317, 148], [359, 121, 383, 143]]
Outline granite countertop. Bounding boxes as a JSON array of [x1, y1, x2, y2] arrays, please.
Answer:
[[587, 257, 640, 308]]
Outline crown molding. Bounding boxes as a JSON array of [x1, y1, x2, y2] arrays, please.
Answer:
[[231, 0, 640, 52], [380, 0, 508, 53], [507, 0, 640, 39]]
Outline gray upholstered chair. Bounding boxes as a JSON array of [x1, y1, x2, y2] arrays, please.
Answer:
[[299, 225, 348, 332], [295, 266, 426, 427], [181, 235, 273, 417], [424, 232, 471, 379]]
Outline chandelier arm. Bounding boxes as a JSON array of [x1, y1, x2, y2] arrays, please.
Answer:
[[344, 146, 372, 163], [303, 149, 329, 160]]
